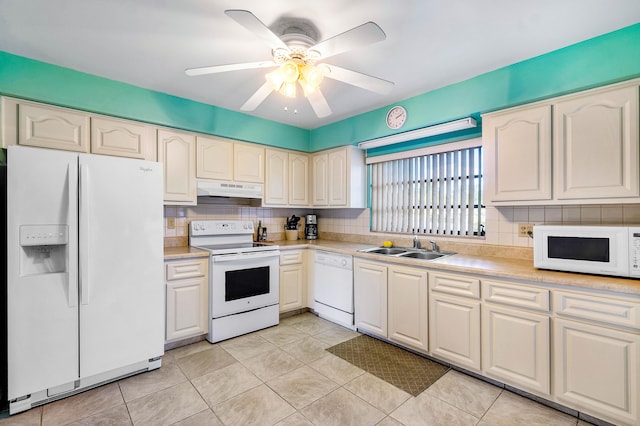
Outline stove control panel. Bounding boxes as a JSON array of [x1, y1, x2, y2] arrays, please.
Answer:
[[190, 220, 254, 236]]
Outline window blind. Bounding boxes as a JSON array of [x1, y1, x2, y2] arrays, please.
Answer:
[[370, 146, 484, 236]]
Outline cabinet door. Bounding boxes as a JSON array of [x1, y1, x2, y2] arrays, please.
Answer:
[[166, 277, 208, 341], [312, 153, 328, 206], [196, 136, 233, 180], [289, 152, 309, 206], [553, 318, 639, 426], [17, 101, 90, 152], [483, 104, 552, 202], [388, 265, 428, 353], [483, 304, 549, 395], [91, 116, 155, 160], [279, 264, 304, 312], [430, 293, 481, 370], [554, 85, 639, 200], [328, 148, 348, 206], [354, 260, 388, 337], [264, 148, 289, 206], [157, 129, 196, 205], [234, 143, 264, 183]]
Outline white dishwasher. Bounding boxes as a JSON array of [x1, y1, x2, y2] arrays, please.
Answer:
[[313, 250, 354, 329]]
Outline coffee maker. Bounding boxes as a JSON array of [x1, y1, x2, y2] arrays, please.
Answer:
[[304, 214, 318, 240]]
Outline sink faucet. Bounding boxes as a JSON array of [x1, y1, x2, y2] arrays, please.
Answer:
[[412, 234, 421, 249], [429, 240, 440, 252]]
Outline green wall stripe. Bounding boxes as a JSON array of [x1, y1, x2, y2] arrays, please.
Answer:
[[0, 51, 309, 150], [310, 23, 640, 153]]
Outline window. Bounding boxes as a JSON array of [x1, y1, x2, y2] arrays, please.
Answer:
[[369, 142, 484, 237]]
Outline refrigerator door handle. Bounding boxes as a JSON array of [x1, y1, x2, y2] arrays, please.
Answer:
[[67, 163, 78, 308], [79, 163, 90, 305]]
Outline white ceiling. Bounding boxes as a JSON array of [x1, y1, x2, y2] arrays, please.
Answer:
[[1, 0, 639, 129]]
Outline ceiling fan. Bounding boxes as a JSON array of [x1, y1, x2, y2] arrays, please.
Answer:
[[185, 10, 394, 118]]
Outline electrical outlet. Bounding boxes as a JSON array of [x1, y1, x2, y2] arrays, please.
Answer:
[[518, 223, 534, 238]]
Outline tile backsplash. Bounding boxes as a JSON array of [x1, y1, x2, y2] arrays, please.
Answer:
[[164, 203, 640, 250]]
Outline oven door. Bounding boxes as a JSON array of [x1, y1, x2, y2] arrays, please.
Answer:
[[209, 250, 280, 317]]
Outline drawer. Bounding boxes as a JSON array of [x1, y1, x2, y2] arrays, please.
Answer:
[[280, 250, 304, 265], [166, 259, 207, 281], [554, 290, 640, 330], [483, 280, 550, 312], [429, 272, 480, 299]]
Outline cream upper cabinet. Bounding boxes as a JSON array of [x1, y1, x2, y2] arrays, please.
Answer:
[[158, 129, 196, 205], [554, 85, 639, 200], [311, 153, 329, 205], [289, 152, 309, 206], [2, 98, 155, 160], [265, 149, 309, 207], [2, 97, 90, 152], [354, 259, 388, 338], [388, 265, 428, 353], [311, 146, 365, 208], [483, 104, 552, 203], [264, 148, 289, 206], [428, 272, 481, 371], [483, 79, 640, 205], [196, 136, 233, 181], [234, 142, 264, 183], [91, 116, 155, 160]]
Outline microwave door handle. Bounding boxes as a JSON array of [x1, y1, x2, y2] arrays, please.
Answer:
[[79, 163, 90, 305], [213, 251, 280, 262], [67, 163, 78, 308]]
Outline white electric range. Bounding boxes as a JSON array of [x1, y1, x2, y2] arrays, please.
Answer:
[[189, 220, 280, 343]]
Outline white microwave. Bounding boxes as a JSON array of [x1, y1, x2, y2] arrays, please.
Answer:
[[533, 225, 640, 278]]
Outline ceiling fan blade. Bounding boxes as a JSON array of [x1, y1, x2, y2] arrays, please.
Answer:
[[225, 10, 288, 51], [307, 89, 332, 118], [311, 22, 386, 59], [323, 64, 394, 95], [241, 81, 274, 111], [185, 61, 276, 77]]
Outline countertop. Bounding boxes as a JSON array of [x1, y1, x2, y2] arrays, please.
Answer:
[[274, 239, 640, 297], [164, 239, 640, 297]]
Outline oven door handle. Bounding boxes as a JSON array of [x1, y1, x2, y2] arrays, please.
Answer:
[[212, 250, 281, 262]]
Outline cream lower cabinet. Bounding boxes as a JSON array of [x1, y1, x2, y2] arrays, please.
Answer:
[[279, 250, 306, 312], [482, 280, 550, 396], [388, 265, 428, 353], [553, 290, 640, 426], [354, 259, 388, 338], [428, 272, 481, 371], [158, 129, 196, 205], [165, 257, 209, 342]]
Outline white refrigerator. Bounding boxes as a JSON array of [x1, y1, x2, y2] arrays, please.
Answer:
[[6, 145, 164, 414]]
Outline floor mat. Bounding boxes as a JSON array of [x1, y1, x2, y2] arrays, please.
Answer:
[[326, 334, 449, 396]]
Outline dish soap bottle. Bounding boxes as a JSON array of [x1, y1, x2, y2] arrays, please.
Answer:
[[256, 220, 262, 242]]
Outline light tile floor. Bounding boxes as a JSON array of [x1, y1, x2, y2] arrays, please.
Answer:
[[1, 312, 597, 426]]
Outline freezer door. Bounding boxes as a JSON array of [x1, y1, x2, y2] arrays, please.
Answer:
[[78, 154, 164, 378], [7, 146, 80, 399]]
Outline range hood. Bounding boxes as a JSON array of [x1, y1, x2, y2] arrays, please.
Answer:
[[197, 180, 263, 200]]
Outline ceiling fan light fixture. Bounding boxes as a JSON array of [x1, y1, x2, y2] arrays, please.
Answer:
[[280, 60, 300, 84], [265, 69, 285, 91], [300, 64, 324, 88], [280, 81, 297, 98]]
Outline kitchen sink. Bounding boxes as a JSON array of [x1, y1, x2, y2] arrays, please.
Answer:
[[358, 246, 454, 261], [363, 247, 409, 255], [398, 251, 447, 260]]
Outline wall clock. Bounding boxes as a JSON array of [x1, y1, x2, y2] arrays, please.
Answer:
[[386, 106, 407, 130]]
